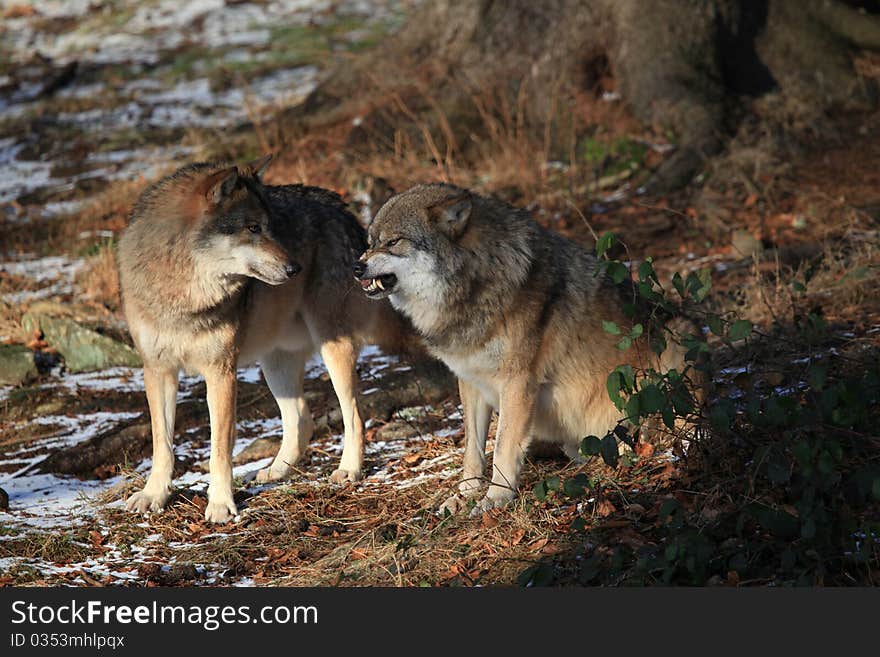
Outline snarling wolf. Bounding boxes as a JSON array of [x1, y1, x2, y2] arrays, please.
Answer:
[[356, 184, 693, 515], [118, 156, 407, 523]]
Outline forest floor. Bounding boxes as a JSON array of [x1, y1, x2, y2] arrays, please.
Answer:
[[1, 0, 879, 586]]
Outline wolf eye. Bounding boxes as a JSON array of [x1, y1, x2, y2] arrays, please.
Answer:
[[247, 224, 261, 234], [387, 238, 401, 247]]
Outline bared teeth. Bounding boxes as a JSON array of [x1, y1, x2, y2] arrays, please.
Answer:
[[376, 278, 385, 290]]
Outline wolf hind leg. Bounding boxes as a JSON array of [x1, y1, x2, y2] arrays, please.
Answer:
[[127, 364, 178, 514], [318, 337, 365, 484], [256, 348, 314, 483]]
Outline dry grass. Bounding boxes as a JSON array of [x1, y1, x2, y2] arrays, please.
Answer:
[[0, 299, 26, 344], [215, 70, 647, 212], [82, 452, 631, 587], [76, 242, 121, 312], [727, 184, 880, 329], [61, 179, 149, 245]]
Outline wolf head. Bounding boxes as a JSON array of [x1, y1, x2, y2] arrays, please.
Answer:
[[128, 155, 298, 286], [178, 155, 299, 286], [354, 184, 475, 330]]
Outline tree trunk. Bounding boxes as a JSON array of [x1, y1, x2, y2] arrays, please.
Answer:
[[284, 0, 880, 192]]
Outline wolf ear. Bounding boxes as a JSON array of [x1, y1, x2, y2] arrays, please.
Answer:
[[241, 154, 273, 182], [203, 167, 239, 205], [428, 193, 472, 238]]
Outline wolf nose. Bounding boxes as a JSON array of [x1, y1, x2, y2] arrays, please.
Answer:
[[352, 261, 366, 278], [285, 263, 301, 278]]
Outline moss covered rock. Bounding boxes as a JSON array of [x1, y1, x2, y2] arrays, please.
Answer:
[[0, 344, 37, 385], [21, 313, 141, 373]]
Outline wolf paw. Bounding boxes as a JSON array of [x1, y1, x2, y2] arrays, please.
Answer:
[[468, 491, 515, 518], [458, 477, 483, 498], [204, 497, 238, 524], [126, 488, 171, 514], [437, 494, 467, 515], [330, 468, 363, 484], [255, 464, 292, 484]]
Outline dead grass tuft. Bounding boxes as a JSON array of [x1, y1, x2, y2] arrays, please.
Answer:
[[76, 242, 121, 312]]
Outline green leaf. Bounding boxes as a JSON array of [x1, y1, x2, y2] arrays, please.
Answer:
[[624, 394, 640, 422], [545, 475, 560, 492], [580, 435, 602, 456], [595, 232, 616, 258], [709, 405, 731, 431], [637, 281, 660, 301], [606, 371, 624, 408], [532, 480, 547, 501], [650, 332, 667, 356], [671, 389, 694, 416], [602, 320, 621, 335], [638, 384, 665, 414], [606, 261, 629, 284], [630, 323, 644, 339], [707, 314, 724, 336], [756, 508, 799, 538], [600, 433, 619, 468], [618, 365, 635, 390], [808, 363, 828, 390], [662, 405, 675, 429], [728, 319, 752, 342], [563, 474, 590, 498], [637, 259, 657, 283], [686, 268, 712, 302], [570, 517, 587, 532], [671, 272, 685, 297], [617, 336, 632, 351]]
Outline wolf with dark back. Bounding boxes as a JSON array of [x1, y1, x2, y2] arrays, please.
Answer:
[[118, 156, 406, 523], [356, 184, 695, 515]]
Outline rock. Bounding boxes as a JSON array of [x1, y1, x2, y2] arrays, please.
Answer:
[[37, 421, 151, 477], [196, 436, 285, 473], [233, 436, 282, 466], [731, 229, 763, 258], [358, 358, 456, 422], [21, 312, 141, 372], [0, 487, 8, 511], [0, 344, 37, 385], [374, 419, 424, 442], [226, 436, 284, 472]]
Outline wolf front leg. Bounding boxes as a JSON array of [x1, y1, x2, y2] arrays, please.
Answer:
[[256, 348, 314, 483], [320, 338, 364, 484], [458, 378, 492, 496], [204, 364, 238, 523], [471, 376, 535, 517], [438, 378, 493, 515], [127, 364, 179, 514]]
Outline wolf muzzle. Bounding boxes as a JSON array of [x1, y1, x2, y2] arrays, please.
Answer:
[[353, 253, 396, 298]]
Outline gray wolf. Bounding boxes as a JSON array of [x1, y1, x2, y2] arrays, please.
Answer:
[[118, 156, 406, 523], [355, 184, 693, 515]]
